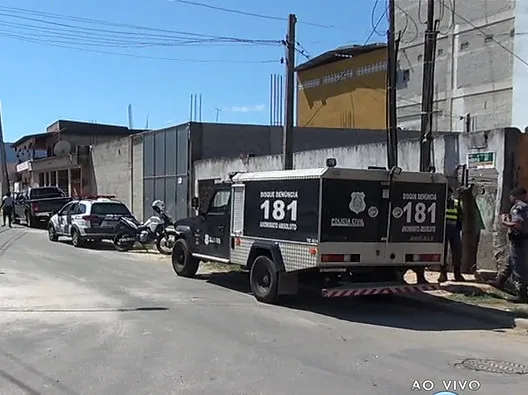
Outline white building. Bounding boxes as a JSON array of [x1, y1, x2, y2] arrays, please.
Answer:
[[395, 0, 528, 132]]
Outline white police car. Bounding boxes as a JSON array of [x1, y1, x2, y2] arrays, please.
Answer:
[[48, 196, 135, 247]]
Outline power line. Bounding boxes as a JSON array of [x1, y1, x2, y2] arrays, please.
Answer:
[[169, 0, 337, 28], [0, 32, 279, 63], [443, 2, 528, 68], [364, 0, 387, 44], [0, 5, 280, 44]]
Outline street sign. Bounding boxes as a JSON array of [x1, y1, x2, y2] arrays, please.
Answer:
[[467, 151, 495, 169]]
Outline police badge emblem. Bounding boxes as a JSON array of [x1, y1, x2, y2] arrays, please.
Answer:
[[349, 192, 366, 214]]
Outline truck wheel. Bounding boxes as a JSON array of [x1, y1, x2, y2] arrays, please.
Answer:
[[48, 224, 59, 242], [171, 239, 199, 278], [250, 255, 279, 304], [71, 228, 84, 248]]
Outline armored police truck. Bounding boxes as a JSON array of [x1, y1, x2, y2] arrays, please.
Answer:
[[171, 163, 447, 304]]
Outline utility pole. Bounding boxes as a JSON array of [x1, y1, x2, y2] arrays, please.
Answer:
[[0, 103, 9, 195], [386, 0, 399, 169], [282, 14, 296, 170], [419, 0, 439, 172]]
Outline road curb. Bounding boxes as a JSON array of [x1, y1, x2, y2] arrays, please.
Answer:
[[399, 292, 519, 328]]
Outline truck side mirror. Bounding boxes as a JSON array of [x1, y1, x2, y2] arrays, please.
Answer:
[[191, 197, 200, 210]]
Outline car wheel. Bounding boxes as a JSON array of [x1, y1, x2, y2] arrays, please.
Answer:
[[48, 225, 59, 242], [71, 228, 84, 248]]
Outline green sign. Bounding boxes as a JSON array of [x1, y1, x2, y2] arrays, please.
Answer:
[[467, 151, 495, 169]]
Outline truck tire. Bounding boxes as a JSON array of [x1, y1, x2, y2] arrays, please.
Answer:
[[250, 255, 279, 304], [171, 239, 199, 278]]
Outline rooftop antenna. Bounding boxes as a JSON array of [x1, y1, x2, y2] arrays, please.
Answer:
[[145, 114, 149, 129], [215, 108, 222, 122], [128, 104, 134, 129]]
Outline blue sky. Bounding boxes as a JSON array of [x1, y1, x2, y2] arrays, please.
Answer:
[[0, 0, 388, 142]]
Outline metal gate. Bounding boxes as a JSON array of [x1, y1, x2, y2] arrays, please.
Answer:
[[142, 125, 189, 220]]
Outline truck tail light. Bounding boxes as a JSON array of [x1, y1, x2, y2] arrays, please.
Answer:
[[31, 202, 39, 212], [405, 254, 441, 262]]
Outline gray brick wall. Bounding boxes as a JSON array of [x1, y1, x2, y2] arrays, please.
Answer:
[[395, 0, 515, 132], [91, 136, 134, 209]]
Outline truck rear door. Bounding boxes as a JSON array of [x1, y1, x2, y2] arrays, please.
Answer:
[[388, 180, 447, 244], [320, 178, 390, 244]]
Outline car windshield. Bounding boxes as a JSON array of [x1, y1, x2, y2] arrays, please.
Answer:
[[30, 187, 65, 199], [91, 202, 131, 216]]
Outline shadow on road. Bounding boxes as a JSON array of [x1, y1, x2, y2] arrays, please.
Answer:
[[0, 348, 80, 395], [199, 271, 516, 332], [58, 239, 116, 251]]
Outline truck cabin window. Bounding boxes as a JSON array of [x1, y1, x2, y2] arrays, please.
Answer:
[[207, 190, 231, 215]]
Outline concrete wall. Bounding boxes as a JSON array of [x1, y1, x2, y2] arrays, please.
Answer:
[[395, 0, 515, 132], [90, 135, 143, 219], [194, 128, 520, 272], [190, 121, 452, 161]]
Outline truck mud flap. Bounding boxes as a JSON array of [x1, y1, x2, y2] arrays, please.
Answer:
[[321, 282, 440, 297]]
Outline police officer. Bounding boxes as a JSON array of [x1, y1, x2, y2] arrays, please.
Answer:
[[498, 187, 528, 303], [438, 187, 465, 283], [1, 191, 15, 228], [487, 188, 528, 290]]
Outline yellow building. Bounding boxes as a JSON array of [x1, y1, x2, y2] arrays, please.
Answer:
[[296, 43, 387, 129]]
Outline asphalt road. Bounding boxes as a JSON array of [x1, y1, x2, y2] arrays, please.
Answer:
[[1, 226, 527, 395]]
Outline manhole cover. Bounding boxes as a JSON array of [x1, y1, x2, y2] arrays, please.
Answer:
[[455, 358, 528, 375]]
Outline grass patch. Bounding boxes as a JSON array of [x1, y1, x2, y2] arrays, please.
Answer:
[[446, 293, 505, 305]]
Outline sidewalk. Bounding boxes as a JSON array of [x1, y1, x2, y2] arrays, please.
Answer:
[[404, 270, 528, 330]]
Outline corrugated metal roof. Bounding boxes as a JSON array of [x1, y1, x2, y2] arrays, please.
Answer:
[[295, 42, 387, 72]]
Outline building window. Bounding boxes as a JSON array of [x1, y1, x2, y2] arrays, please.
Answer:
[[438, 48, 444, 56], [50, 171, 57, 186], [484, 35, 493, 43], [460, 41, 469, 50], [417, 54, 423, 61], [397, 69, 410, 84], [57, 170, 69, 196]]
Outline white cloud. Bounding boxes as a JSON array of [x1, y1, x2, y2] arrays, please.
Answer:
[[223, 104, 265, 113]]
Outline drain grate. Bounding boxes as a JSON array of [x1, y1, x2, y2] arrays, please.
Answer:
[[455, 358, 528, 375]]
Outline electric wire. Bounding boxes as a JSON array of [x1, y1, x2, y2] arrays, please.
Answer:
[[0, 30, 279, 63], [365, 0, 387, 44], [168, 0, 337, 28], [0, 5, 282, 63], [0, 6, 280, 45], [443, 1, 528, 68]]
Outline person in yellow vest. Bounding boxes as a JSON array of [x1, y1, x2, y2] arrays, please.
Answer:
[[438, 187, 465, 283]]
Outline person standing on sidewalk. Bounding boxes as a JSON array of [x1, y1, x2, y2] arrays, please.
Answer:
[[1, 191, 14, 228], [487, 188, 528, 291], [496, 187, 528, 303], [438, 187, 465, 283]]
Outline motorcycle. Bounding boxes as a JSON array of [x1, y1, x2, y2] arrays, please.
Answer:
[[113, 200, 176, 254]]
